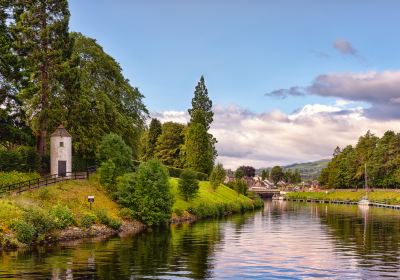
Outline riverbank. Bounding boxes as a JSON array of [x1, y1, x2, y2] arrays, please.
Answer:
[[285, 189, 400, 205], [0, 176, 262, 250]]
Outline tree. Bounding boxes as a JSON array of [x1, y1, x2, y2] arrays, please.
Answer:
[[233, 179, 248, 196], [236, 166, 256, 178], [270, 166, 284, 185], [183, 123, 214, 174], [66, 33, 148, 160], [188, 76, 213, 130], [234, 168, 245, 179], [154, 122, 185, 168], [146, 118, 162, 159], [124, 160, 173, 225], [293, 169, 302, 184], [11, 0, 71, 159], [97, 133, 132, 193], [209, 163, 226, 190], [178, 170, 199, 201], [261, 169, 269, 181]]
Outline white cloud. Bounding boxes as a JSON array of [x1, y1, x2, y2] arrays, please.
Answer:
[[154, 103, 400, 169]]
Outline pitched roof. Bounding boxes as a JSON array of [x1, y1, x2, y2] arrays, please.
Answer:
[[51, 125, 71, 138]]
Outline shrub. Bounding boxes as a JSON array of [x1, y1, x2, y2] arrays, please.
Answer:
[[23, 208, 56, 234], [0, 146, 39, 172], [178, 170, 199, 201], [98, 160, 117, 193], [209, 163, 226, 190], [95, 209, 122, 230], [50, 204, 75, 229], [80, 213, 97, 228], [125, 160, 173, 226], [119, 207, 134, 219], [11, 219, 36, 244]]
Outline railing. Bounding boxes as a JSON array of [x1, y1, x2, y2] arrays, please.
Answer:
[[0, 166, 97, 197]]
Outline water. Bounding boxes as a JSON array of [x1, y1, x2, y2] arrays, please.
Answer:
[[1, 200, 400, 279]]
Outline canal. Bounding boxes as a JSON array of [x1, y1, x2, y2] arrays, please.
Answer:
[[1, 200, 400, 279]]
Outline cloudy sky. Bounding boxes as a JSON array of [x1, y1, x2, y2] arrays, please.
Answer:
[[69, 0, 400, 169]]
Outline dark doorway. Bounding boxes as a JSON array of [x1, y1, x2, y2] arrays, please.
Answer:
[[58, 160, 66, 176]]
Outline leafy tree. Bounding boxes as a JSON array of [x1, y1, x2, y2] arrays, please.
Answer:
[[209, 163, 226, 190], [121, 160, 172, 225], [146, 118, 162, 159], [261, 169, 269, 181], [97, 133, 132, 193], [234, 168, 245, 179], [183, 123, 214, 174], [154, 122, 185, 168], [188, 76, 213, 130], [178, 169, 199, 201], [292, 169, 302, 183], [233, 179, 248, 196], [66, 33, 147, 160], [236, 166, 256, 178], [270, 166, 284, 184], [10, 0, 71, 158]]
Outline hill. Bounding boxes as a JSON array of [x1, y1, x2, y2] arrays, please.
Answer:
[[257, 159, 330, 180]]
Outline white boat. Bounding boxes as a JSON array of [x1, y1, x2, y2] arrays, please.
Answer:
[[358, 164, 370, 206]]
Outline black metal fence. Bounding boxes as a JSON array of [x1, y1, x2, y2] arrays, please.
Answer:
[[0, 166, 97, 197]]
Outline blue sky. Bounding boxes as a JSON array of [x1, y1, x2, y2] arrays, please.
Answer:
[[69, 1, 400, 167]]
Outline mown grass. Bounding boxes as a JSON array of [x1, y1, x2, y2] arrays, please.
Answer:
[[286, 189, 400, 205], [170, 178, 263, 218]]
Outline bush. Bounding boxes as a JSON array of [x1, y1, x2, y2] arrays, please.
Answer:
[[178, 170, 199, 201], [11, 219, 36, 244], [94, 209, 122, 230], [119, 207, 134, 219], [80, 213, 97, 228], [122, 160, 173, 226], [98, 160, 117, 193], [0, 146, 39, 172], [23, 208, 56, 234], [50, 204, 75, 229], [209, 163, 226, 190], [167, 166, 208, 181]]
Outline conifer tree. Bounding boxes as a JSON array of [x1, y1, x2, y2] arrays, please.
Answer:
[[145, 118, 162, 159], [188, 75, 213, 130], [11, 0, 71, 158]]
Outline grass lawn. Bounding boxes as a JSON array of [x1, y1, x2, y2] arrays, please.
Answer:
[[286, 189, 400, 205], [169, 178, 262, 218]]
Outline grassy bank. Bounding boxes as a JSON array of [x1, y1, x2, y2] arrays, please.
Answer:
[[0, 176, 263, 249], [286, 190, 400, 205], [170, 178, 263, 220]]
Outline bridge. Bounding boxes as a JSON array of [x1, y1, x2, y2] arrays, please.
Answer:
[[249, 187, 281, 197]]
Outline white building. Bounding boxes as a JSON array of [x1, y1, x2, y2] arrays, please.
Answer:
[[50, 125, 72, 177]]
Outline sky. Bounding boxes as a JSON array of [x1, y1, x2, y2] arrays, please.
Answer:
[[69, 0, 400, 169]]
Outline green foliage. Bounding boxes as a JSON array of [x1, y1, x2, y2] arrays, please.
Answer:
[[10, 219, 36, 244], [67, 32, 148, 159], [50, 204, 75, 229], [119, 160, 173, 225], [98, 160, 117, 193], [142, 118, 162, 160], [319, 130, 400, 189], [23, 208, 56, 234], [0, 146, 39, 172], [154, 122, 185, 168], [178, 170, 199, 201], [183, 123, 214, 175], [165, 165, 208, 181], [261, 169, 269, 181], [94, 209, 121, 230], [233, 179, 248, 196], [80, 213, 97, 228], [270, 166, 284, 184], [209, 163, 226, 190], [234, 168, 245, 179], [0, 171, 40, 191], [188, 76, 213, 130], [235, 166, 255, 178], [283, 169, 302, 184]]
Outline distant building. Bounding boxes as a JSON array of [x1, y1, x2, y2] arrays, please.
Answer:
[[50, 125, 72, 177], [224, 169, 235, 184]]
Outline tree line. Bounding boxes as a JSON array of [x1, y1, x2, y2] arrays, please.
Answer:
[[1, 0, 148, 169], [319, 130, 400, 189]]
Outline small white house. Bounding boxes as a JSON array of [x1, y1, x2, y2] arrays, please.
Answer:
[[50, 125, 72, 177]]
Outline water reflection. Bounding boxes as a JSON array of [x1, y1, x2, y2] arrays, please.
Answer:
[[1, 201, 400, 279]]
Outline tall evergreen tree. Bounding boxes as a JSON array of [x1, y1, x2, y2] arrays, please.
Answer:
[[10, 0, 71, 158], [188, 75, 213, 130], [183, 123, 214, 174], [144, 118, 162, 160]]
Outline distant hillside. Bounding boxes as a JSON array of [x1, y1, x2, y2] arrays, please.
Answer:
[[256, 159, 330, 180], [283, 159, 330, 180]]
